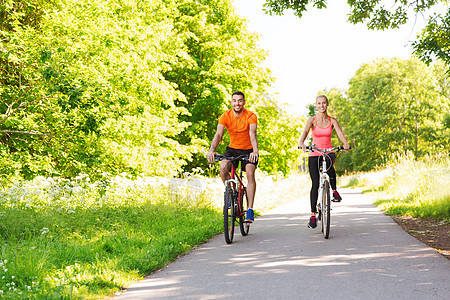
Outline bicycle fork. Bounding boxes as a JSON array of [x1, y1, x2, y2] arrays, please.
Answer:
[[317, 173, 330, 216], [225, 178, 239, 211]]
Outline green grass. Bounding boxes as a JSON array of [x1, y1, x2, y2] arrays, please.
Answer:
[[0, 171, 309, 299], [339, 154, 450, 222], [0, 175, 222, 299]]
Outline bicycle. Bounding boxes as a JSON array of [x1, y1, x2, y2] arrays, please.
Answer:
[[306, 145, 347, 239], [214, 154, 251, 244]]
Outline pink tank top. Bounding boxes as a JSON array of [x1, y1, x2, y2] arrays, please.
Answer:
[[310, 116, 333, 157]]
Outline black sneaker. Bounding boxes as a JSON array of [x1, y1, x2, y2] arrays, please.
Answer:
[[308, 216, 317, 228], [332, 190, 342, 202]]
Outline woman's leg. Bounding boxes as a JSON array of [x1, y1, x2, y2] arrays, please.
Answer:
[[308, 156, 320, 215], [327, 156, 337, 191], [327, 156, 342, 202]]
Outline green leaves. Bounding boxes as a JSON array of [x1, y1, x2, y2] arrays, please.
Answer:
[[331, 58, 449, 172], [263, 0, 327, 18], [0, 0, 190, 179], [0, 0, 297, 179], [253, 95, 304, 176], [413, 9, 450, 67], [263, 1, 449, 72], [162, 0, 273, 172]]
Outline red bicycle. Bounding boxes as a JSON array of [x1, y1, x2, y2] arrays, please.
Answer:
[[215, 154, 250, 244]]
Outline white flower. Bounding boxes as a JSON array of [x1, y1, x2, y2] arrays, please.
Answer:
[[67, 210, 75, 214], [41, 228, 49, 234]]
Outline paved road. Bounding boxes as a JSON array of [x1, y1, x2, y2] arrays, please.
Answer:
[[114, 188, 449, 299]]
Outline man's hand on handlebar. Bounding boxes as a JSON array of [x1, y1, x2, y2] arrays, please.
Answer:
[[249, 151, 259, 164], [207, 151, 216, 164]]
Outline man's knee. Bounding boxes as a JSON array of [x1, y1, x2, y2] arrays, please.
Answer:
[[245, 165, 256, 182]]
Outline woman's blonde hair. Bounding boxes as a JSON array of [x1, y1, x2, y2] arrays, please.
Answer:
[[316, 94, 329, 104]]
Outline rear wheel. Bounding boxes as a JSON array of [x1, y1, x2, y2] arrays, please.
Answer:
[[224, 186, 235, 244], [322, 181, 331, 239], [239, 188, 250, 236]]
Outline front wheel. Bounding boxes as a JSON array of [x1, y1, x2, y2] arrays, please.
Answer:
[[239, 188, 250, 236], [321, 180, 331, 239], [224, 186, 235, 244]]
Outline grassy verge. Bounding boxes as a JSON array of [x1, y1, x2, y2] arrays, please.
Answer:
[[0, 175, 222, 299], [0, 171, 309, 299], [338, 154, 450, 222]]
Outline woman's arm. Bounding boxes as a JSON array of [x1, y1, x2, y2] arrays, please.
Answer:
[[331, 117, 350, 150], [298, 116, 314, 152]]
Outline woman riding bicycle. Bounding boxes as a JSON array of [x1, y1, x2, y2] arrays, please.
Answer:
[[298, 95, 350, 229]]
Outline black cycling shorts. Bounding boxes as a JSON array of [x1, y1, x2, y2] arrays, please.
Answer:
[[223, 147, 258, 171]]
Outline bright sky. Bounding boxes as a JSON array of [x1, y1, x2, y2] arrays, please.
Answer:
[[232, 0, 438, 115]]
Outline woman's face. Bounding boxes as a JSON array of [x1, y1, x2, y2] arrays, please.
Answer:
[[315, 97, 328, 113]]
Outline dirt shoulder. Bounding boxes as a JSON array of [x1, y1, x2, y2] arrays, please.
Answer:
[[392, 216, 449, 259]]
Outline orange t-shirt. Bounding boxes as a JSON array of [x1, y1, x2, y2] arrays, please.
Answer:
[[219, 108, 257, 150]]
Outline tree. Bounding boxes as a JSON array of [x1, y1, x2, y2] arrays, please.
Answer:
[[331, 58, 448, 171], [163, 0, 272, 172], [262, 0, 450, 69], [252, 94, 305, 176], [0, 0, 192, 179], [412, 9, 450, 69], [1, 0, 295, 180]]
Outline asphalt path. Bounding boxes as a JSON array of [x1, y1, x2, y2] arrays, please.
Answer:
[[114, 188, 449, 299]]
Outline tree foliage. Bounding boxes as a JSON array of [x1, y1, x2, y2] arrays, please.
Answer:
[[412, 8, 450, 68], [263, 0, 450, 69], [162, 0, 272, 172], [1, 0, 195, 179], [0, 0, 301, 180], [330, 58, 449, 171], [252, 94, 305, 176]]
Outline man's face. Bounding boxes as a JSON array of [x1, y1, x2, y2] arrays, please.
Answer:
[[231, 94, 245, 113]]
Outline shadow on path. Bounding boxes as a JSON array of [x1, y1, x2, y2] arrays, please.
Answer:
[[114, 189, 449, 300]]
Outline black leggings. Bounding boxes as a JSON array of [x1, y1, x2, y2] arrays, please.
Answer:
[[308, 156, 337, 213]]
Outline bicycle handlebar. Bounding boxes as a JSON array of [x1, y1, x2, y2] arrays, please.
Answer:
[[301, 145, 351, 153], [214, 154, 250, 162]]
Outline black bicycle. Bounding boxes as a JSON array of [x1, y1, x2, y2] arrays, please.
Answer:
[[215, 154, 250, 244]]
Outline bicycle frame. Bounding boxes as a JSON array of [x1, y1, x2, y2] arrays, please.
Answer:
[[225, 163, 246, 217], [317, 159, 331, 211], [215, 154, 251, 244]]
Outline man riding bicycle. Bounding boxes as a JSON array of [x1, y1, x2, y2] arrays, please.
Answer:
[[207, 91, 259, 223]]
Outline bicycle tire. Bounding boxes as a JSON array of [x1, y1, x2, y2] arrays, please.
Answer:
[[322, 180, 331, 239], [223, 186, 235, 244], [239, 188, 250, 236]]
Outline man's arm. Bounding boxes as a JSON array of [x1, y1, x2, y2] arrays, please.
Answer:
[[249, 123, 259, 163], [207, 124, 225, 163]]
